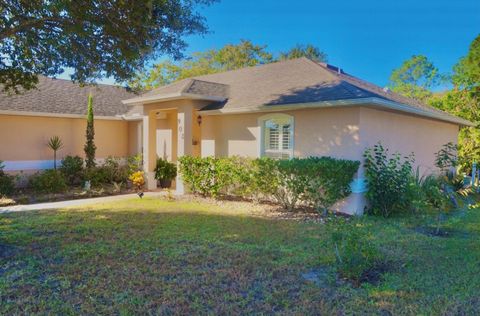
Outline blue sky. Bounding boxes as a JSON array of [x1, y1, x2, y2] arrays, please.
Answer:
[[61, 0, 480, 88]]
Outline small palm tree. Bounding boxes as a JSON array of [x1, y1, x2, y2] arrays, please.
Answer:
[[47, 136, 63, 170]]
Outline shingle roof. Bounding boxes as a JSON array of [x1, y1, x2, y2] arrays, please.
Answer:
[[141, 78, 229, 99], [0, 76, 136, 117], [133, 57, 470, 125], [189, 58, 470, 125]]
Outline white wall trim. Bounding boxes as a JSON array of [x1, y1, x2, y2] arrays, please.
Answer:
[[3, 158, 127, 171], [0, 110, 123, 121], [3, 160, 62, 171]]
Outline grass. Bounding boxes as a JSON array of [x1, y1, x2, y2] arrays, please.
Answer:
[[1, 197, 480, 314]]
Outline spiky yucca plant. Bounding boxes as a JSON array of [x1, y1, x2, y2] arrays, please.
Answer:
[[47, 136, 63, 170]]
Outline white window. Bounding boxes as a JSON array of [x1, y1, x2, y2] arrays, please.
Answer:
[[259, 114, 294, 159]]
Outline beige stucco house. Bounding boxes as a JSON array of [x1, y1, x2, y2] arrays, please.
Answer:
[[0, 57, 472, 214]]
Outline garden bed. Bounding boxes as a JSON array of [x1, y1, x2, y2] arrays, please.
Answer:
[[0, 184, 137, 207]]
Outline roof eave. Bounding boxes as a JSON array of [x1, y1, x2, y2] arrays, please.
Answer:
[[122, 92, 226, 105], [199, 97, 474, 127]]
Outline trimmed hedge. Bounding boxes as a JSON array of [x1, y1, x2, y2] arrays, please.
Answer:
[[179, 156, 360, 212]]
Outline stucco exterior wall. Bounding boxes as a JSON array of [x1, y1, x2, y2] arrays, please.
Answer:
[[0, 114, 129, 169], [358, 107, 459, 176], [202, 107, 363, 161]]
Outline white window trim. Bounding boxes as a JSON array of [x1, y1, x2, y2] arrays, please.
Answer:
[[257, 113, 295, 159]]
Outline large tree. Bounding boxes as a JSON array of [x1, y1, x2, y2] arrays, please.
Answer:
[[131, 41, 326, 91], [279, 44, 327, 63], [429, 34, 480, 170], [0, 0, 214, 93], [389, 55, 442, 102], [130, 40, 274, 91]]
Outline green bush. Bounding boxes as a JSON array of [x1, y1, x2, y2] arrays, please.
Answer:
[[0, 160, 15, 197], [84, 157, 129, 186], [276, 157, 360, 212], [331, 223, 381, 285], [364, 143, 414, 217], [30, 170, 67, 193], [178, 156, 234, 197], [60, 155, 84, 185], [127, 154, 143, 175], [154, 158, 177, 181], [179, 156, 360, 211]]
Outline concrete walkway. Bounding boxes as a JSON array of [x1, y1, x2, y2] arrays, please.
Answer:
[[0, 191, 165, 213]]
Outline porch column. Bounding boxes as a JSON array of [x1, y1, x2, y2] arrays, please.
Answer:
[[176, 104, 193, 194], [143, 112, 157, 190]]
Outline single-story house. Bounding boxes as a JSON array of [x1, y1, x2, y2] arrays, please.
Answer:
[[0, 57, 472, 214]]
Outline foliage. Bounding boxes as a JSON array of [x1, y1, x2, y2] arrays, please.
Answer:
[[154, 158, 177, 181], [279, 44, 328, 62], [130, 41, 327, 91], [331, 223, 381, 285], [130, 40, 274, 91], [60, 155, 84, 185], [452, 34, 480, 96], [389, 55, 442, 101], [407, 168, 448, 214], [364, 143, 414, 217], [29, 170, 67, 193], [429, 90, 479, 172], [84, 94, 96, 169], [428, 35, 480, 172], [129, 171, 145, 190], [179, 156, 359, 211], [47, 136, 63, 170], [85, 157, 128, 186], [178, 156, 232, 198], [127, 154, 143, 175], [102, 157, 129, 183], [0, 160, 15, 197], [0, 0, 214, 93], [434, 142, 459, 174]]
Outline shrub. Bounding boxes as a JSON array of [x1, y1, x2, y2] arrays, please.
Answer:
[[179, 156, 360, 211], [127, 154, 143, 175], [178, 156, 233, 197], [129, 171, 145, 190], [292, 157, 360, 213], [0, 160, 15, 197], [331, 223, 381, 285], [60, 155, 84, 185], [364, 143, 414, 217], [30, 170, 67, 193], [84, 157, 128, 186], [435, 142, 458, 175], [408, 168, 448, 213], [154, 158, 177, 181], [102, 157, 129, 183]]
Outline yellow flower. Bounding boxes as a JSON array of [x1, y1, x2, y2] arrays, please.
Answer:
[[129, 171, 145, 189]]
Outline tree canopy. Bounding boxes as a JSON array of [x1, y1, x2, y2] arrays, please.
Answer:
[[428, 34, 480, 169], [389, 55, 442, 101], [279, 44, 328, 63], [0, 0, 214, 93], [130, 41, 327, 91]]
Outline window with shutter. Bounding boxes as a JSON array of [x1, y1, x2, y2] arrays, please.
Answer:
[[259, 114, 294, 159]]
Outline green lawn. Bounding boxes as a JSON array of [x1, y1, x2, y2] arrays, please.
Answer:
[[1, 197, 480, 315]]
